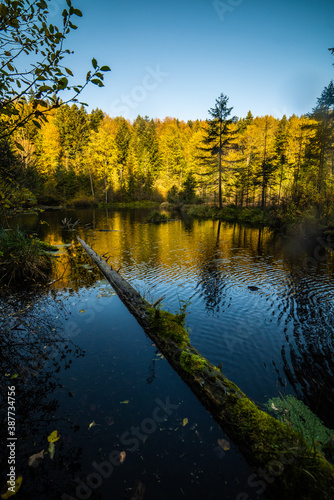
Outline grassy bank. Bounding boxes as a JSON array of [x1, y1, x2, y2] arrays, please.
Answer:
[[96, 200, 159, 209], [184, 204, 334, 234], [0, 228, 57, 287], [38, 199, 160, 210]]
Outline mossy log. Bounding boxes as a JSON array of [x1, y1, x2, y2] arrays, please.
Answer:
[[78, 237, 334, 500]]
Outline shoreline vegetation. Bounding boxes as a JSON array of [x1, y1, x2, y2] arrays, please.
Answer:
[[2, 200, 334, 287], [34, 199, 334, 233], [0, 228, 57, 289], [78, 237, 334, 500], [10, 196, 334, 230]]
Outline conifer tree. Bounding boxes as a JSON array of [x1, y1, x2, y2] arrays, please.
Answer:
[[275, 115, 289, 202], [200, 93, 237, 208], [310, 81, 334, 192]]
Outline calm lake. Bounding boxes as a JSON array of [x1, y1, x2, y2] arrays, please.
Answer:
[[1, 207, 334, 500]]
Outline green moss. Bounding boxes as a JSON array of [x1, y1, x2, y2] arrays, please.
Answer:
[[180, 350, 207, 374], [148, 308, 190, 348]]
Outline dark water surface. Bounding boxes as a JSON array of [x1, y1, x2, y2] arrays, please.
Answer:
[[1, 207, 334, 499]]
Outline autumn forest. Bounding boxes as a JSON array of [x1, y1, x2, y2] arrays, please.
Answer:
[[1, 79, 334, 225]]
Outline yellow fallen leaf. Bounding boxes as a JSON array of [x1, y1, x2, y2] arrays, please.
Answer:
[[182, 418, 188, 427], [218, 438, 230, 451], [88, 421, 96, 430], [79, 310, 85, 313], [1, 475, 23, 499], [119, 451, 126, 464], [47, 430, 60, 443], [120, 400, 129, 404]]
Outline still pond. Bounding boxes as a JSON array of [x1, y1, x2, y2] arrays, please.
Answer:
[[1, 207, 333, 499]]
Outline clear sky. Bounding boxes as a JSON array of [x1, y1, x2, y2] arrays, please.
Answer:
[[55, 0, 334, 121]]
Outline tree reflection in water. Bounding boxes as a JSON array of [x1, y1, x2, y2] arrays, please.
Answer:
[[0, 289, 86, 499], [195, 221, 334, 431]]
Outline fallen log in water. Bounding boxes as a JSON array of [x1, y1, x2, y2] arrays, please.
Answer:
[[77, 237, 334, 500]]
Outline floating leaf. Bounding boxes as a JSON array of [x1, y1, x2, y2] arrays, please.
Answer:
[[119, 451, 126, 464], [47, 430, 60, 443], [10, 374, 19, 379], [120, 400, 129, 404], [28, 449, 44, 468], [1, 475, 23, 498], [182, 418, 188, 427], [218, 438, 230, 451], [88, 421, 96, 430], [79, 310, 85, 313]]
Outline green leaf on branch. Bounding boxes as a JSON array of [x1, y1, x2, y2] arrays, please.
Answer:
[[100, 66, 111, 72], [38, 85, 52, 92], [36, 0, 48, 9], [92, 58, 97, 69], [91, 79, 104, 87], [57, 77, 68, 89]]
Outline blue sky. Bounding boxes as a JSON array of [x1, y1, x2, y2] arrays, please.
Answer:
[[56, 0, 334, 121]]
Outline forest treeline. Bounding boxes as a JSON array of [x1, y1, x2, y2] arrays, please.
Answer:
[[1, 81, 334, 221], [0, 1, 333, 227]]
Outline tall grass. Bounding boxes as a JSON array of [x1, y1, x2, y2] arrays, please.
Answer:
[[0, 228, 54, 286]]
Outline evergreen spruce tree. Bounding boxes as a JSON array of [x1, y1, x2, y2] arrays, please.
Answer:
[[309, 81, 334, 193], [200, 93, 237, 208], [275, 115, 289, 202]]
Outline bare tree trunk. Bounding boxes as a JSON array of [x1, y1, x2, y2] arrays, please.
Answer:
[[88, 167, 95, 199], [218, 127, 222, 209]]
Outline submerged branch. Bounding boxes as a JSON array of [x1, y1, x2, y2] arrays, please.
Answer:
[[77, 237, 334, 500]]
